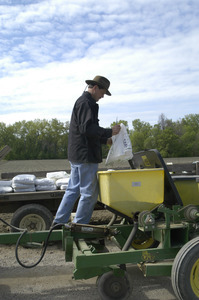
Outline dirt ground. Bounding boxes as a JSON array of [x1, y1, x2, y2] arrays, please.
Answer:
[[0, 213, 177, 300]]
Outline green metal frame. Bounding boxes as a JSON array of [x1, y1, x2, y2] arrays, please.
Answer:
[[0, 230, 62, 245], [0, 203, 198, 281], [61, 204, 196, 280]]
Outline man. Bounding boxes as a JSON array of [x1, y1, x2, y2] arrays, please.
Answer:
[[52, 75, 120, 226]]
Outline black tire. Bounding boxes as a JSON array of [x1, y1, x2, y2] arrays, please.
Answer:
[[97, 270, 132, 300], [132, 229, 159, 250], [11, 204, 53, 232], [171, 237, 199, 300]]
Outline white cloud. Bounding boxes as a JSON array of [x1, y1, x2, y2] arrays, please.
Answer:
[[0, 0, 199, 130]]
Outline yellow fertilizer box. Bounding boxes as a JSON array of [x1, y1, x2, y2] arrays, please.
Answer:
[[98, 168, 164, 218], [173, 175, 199, 206]]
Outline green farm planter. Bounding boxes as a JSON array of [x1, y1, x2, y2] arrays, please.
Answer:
[[1, 149, 199, 300]]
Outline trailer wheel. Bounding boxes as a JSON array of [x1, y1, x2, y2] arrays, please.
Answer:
[[171, 237, 199, 300], [11, 204, 53, 232], [97, 270, 132, 300]]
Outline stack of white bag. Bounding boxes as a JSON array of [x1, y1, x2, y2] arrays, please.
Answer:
[[46, 171, 70, 190], [35, 178, 57, 191], [0, 180, 13, 193], [12, 174, 36, 192], [56, 177, 70, 190]]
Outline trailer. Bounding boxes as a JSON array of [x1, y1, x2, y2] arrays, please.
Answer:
[[0, 149, 199, 300], [0, 145, 65, 230], [0, 190, 65, 230]]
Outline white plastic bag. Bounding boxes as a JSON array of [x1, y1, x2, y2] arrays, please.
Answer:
[[0, 180, 12, 187], [105, 123, 133, 165], [35, 178, 55, 186], [35, 178, 57, 191], [12, 174, 36, 192], [0, 186, 13, 194], [60, 184, 68, 190], [35, 184, 57, 191], [46, 171, 68, 181], [56, 177, 70, 188], [12, 174, 36, 185]]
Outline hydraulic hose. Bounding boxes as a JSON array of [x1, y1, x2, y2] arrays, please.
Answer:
[[107, 214, 117, 227], [0, 217, 68, 268], [0, 217, 26, 232], [122, 221, 138, 251], [15, 223, 70, 268]]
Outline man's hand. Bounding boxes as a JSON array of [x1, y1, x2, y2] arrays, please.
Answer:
[[107, 137, 112, 145], [112, 124, 121, 136]]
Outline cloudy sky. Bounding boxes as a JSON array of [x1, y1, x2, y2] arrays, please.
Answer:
[[0, 0, 199, 129]]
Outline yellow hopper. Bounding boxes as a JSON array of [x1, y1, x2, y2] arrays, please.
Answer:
[[98, 149, 183, 219], [98, 169, 164, 218]]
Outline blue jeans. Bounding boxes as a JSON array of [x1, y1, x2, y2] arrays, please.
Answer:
[[54, 162, 99, 224]]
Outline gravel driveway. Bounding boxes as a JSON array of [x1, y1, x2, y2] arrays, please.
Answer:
[[0, 241, 177, 300]]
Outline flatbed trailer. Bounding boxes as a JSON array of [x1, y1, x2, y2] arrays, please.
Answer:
[[0, 190, 65, 230], [0, 190, 65, 213], [0, 145, 65, 230]]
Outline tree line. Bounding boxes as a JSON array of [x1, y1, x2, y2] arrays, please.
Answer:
[[0, 114, 199, 160]]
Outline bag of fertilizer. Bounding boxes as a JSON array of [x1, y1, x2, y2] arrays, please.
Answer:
[[46, 171, 68, 181], [106, 123, 133, 165], [12, 174, 36, 185]]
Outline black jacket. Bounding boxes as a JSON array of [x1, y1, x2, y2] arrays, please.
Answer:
[[68, 92, 112, 163]]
